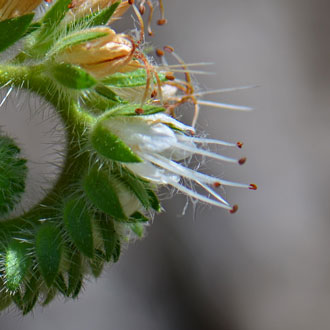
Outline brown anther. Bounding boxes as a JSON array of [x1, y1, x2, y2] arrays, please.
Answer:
[[139, 4, 145, 15], [68, 3, 74, 8], [163, 45, 174, 53], [157, 18, 168, 25], [238, 157, 247, 165], [165, 73, 175, 81], [189, 130, 195, 136], [156, 49, 164, 57], [249, 184, 258, 191], [236, 141, 243, 149], [148, 31, 154, 36], [151, 90, 157, 98], [230, 205, 239, 214], [45, 0, 52, 2], [135, 108, 144, 115], [128, 0, 134, 5], [213, 182, 221, 188]]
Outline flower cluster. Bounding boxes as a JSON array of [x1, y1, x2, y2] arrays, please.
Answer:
[[0, 0, 256, 314]]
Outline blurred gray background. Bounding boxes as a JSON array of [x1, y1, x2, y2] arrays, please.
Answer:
[[2, 0, 330, 329]]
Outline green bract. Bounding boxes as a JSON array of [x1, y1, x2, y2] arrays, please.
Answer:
[[0, 0, 164, 313]]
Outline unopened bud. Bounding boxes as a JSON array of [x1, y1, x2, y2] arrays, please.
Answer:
[[56, 27, 138, 79]]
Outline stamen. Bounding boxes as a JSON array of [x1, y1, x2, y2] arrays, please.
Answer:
[[230, 204, 239, 214], [238, 157, 247, 165], [139, 0, 145, 14], [236, 141, 244, 149], [167, 179, 232, 210], [131, 4, 145, 45], [192, 85, 258, 97], [197, 100, 253, 111], [195, 180, 230, 205], [177, 134, 238, 148], [146, 0, 154, 36], [165, 72, 175, 81], [135, 108, 144, 114], [155, 49, 164, 57], [249, 184, 258, 190], [157, 0, 167, 24], [128, 0, 134, 5], [174, 142, 239, 164]]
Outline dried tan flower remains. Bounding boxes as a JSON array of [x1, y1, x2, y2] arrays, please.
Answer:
[[0, 0, 43, 20]]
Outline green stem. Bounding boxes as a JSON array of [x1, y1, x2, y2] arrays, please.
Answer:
[[0, 64, 95, 228]]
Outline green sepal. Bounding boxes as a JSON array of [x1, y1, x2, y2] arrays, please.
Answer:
[[21, 274, 39, 315], [0, 135, 27, 217], [83, 167, 127, 220], [146, 189, 161, 212], [129, 212, 149, 223], [112, 239, 121, 263], [71, 277, 83, 299], [49, 63, 97, 89], [102, 68, 167, 88], [130, 223, 145, 237], [63, 198, 94, 258], [35, 224, 63, 287], [54, 30, 109, 53], [105, 104, 166, 117], [89, 250, 105, 278], [41, 0, 71, 30], [0, 281, 12, 310], [118, 169, 152, 209], [0, 13, 34, 52], [87, 1, 121, 27], [42, 287, 57, 306], [5, 240, 31, 292], [90, 123, 142, 163], [97, 216, 117, 262], [94, 84, 124, 103], [12, 291, 24, 310], [67, 249, 83, 297], [55, 273, 68, 296]]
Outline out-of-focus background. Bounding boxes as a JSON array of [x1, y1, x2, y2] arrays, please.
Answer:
[[2, 0, 330, 329]]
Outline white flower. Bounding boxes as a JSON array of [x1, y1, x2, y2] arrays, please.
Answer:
[[104, 113, 256, 213]]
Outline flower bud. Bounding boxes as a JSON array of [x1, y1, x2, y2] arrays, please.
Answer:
[[67, 0, 130, 23], [56, 27, 138, 78], [0, 0, 43, 20]]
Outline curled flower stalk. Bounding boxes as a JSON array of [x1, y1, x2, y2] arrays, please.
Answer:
[[0, 0, 256, 314]]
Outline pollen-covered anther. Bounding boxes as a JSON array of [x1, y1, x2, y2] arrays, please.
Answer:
[[230, 204, 239, 214], [165, 72, 175, 81], [163, 45, 175, 53], [249, 183, 258, 191], [135, 108, 144, 114], [56, 27, 138, 79], [139, 4, 145, 15], [156, 49, 164, 57], [128, 0, 134, 4], [237, 141, 244, 149], [238, 157, 247, 165], [213, 182, 221, 188], [157, 18, 168, 25], [151, 90, 157, 98]]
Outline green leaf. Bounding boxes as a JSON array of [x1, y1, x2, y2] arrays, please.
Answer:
[[41, 0, 71, 29], [102, 68, 167, 88], [106, 104, 165, 117], [63, 198, 94, 258], [83, 167, 127, 220], [90, 123, 142, 163], [0, 280, 12, 310], [67, 249, 82, 297], [88, 1, 121, 26], [35, 224, 63, 287], [0, 135, 27, 217], [0, 13, 34, 52], [49, 63, 97, 89], [146, 189, 161, 212], [97, 216, 116, 262], [5, 240, 31, 292], [55, 30, 109, 53]]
